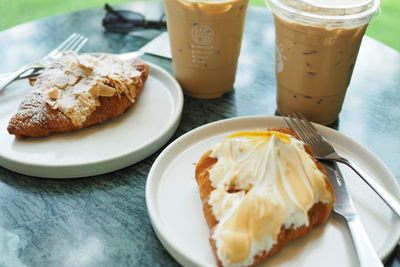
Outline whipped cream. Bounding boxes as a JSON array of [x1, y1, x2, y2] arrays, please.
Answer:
[[207, 131, 333, 266], [35, 51, 142, 126]]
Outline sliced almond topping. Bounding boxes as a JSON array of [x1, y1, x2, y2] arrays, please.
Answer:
[[44, 98, 58, 109], [89, 84, 100, 98], [99, 84, 116, 97], [48, 88, 59, 100], [129, 84, 137, 101], [78, 93, 93, 107]]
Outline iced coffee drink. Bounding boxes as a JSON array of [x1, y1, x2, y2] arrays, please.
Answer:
[[267, 0, 380, 125], [164, 0, 249, 98]]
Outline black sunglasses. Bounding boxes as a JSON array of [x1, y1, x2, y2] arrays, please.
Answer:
[[102, 4, 166, 33]]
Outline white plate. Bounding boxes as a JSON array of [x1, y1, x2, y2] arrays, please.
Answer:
[[0, 61, 183, 178], [146, 116, 400, 267]]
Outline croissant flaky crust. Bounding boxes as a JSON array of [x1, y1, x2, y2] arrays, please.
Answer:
[[7, 55, 148, 138], [195, 128, 334, 267]]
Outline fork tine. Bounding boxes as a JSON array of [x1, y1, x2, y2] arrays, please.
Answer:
[[292, 113, 319, 144], [50, 34, 87, 59], [47, 33, 79, 58], [283, 116, 292, 129], [70, 36, 88, 53], [60, 35, 83, 52], [53, 34, 85, 57], [283, 116, 302, 139], [297, 112, 326, 143], [61, 35, 84, 53], [284, 114, 312, 144]]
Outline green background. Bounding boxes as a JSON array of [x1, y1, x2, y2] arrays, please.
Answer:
[[0, 0, 399, 51]]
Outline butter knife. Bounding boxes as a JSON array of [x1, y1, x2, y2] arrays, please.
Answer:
[[323, 161, 383, 267]]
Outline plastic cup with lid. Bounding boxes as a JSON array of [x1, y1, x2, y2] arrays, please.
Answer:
[[266, 0, 380, 125]]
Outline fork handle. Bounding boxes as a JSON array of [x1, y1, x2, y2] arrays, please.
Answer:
[[0, 65, 30, 91], [346, 215, 384, 267], [334, 156, 400, 217]]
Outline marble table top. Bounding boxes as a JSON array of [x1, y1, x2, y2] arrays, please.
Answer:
[[0, 1, 399, 266]]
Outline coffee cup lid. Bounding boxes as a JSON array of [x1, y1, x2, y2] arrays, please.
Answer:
[[303, 0, 371, 9], [267, 0, 380, 27]]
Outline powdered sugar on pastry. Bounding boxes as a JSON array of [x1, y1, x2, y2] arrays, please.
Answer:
[[207, 131, 333, 266], [38, 51, 142, 126]]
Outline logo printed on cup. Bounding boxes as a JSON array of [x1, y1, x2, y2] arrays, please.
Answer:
[[192, 25, 214, 45], [275, 43, 287, 73]]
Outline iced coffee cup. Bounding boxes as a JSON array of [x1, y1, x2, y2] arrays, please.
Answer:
[[267, 0, 380, 125], [163, 0, 249, 98]]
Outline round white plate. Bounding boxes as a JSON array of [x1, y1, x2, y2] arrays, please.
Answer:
[[146, 116, 400, 267], [0, 61, 183, 178]]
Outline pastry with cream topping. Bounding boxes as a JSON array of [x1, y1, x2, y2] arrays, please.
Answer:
[[195, 128, 334, 267], [8, 51, 148, 138]]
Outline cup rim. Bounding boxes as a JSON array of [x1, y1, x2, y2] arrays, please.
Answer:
[[266, 0, 380, 27]]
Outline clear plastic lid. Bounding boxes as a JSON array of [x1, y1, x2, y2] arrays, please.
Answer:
[[267, 0, 380, 28]]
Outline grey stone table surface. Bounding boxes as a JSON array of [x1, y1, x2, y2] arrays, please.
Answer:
[[0, 1, 400, 266]]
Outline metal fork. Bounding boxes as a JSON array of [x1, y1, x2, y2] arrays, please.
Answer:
[[284, 114, 383, 267], [322, 161, 383, 267], [285, 113, 400, 217], [0, 33, 87, 91]]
